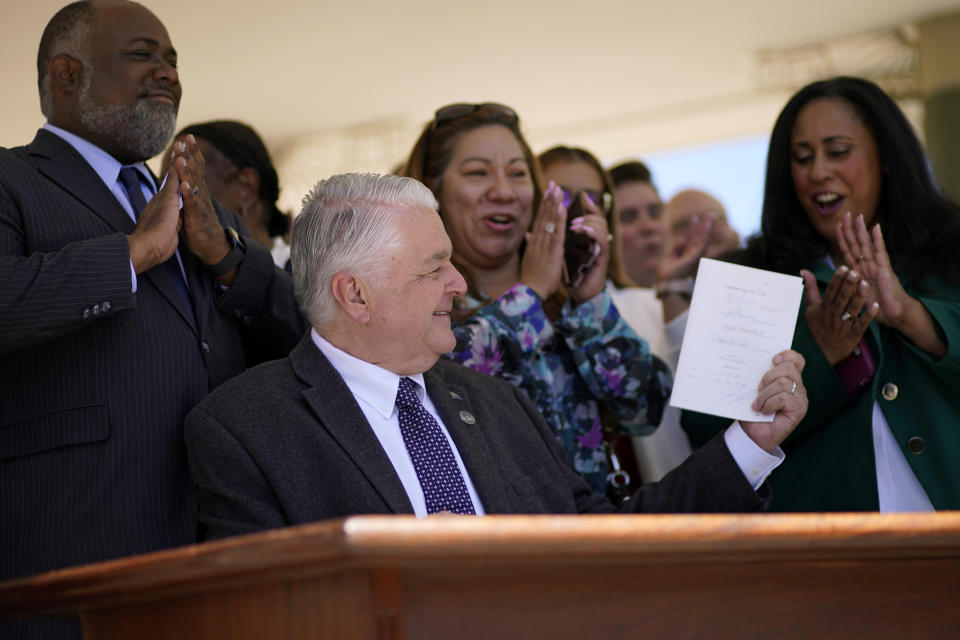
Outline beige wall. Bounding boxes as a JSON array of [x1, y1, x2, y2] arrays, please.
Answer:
[[920, 12, 960, 199], [3, 0, 959, 214]]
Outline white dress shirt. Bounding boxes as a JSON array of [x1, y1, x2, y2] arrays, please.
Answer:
[[311, 329, 485, 517], [814, 257, 932, 511]]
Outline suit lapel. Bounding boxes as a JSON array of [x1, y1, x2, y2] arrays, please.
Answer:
[[291, 337, 413, 514], [169, 249, 201, 333], [425, 367, 513, 513], [30, 130, 198, 332], [29, 129, 135, 234]]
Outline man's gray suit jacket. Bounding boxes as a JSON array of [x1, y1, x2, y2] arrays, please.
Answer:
[[185, 335, 769, 540]]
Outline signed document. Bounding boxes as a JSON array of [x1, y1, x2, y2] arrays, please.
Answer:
[[670, 258, 803, 422]]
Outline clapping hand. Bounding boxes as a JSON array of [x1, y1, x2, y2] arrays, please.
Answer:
[[800, 265, 878, 365], [520, 181, 566, 300], [836, 212, 907, 327], [657, 212, 715, 282], [835, 212, 946, 358], [126, 168, 182, 274], [171, 134, 235, 282]]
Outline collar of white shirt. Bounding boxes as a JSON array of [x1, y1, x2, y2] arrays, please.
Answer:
[[310, 328, 426, 418]]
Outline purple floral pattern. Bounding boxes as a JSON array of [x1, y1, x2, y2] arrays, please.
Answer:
[[447, 283, 672, 494]]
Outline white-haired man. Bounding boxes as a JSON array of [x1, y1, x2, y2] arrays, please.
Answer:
[[185, 173, 808, 538]]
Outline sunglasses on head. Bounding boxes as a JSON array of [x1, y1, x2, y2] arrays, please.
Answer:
[[559, 187, 611, 213], [431, 103, 519, 131]]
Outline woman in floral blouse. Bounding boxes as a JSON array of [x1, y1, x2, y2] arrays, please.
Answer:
[[403, 103, 671, 495]]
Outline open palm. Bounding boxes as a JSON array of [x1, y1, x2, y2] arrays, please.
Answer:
[[836, 212, 908, 327]]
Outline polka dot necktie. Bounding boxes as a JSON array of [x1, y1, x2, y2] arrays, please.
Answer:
[[396, 377, 475, 515]]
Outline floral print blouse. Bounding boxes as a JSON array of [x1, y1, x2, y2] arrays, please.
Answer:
[[446, 283, 673, 494]]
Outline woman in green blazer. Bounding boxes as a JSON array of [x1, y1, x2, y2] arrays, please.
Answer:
[[683, 76, 960, 511]]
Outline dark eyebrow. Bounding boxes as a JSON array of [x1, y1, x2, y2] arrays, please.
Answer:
[[792, 135, 854, 147], [459, 156, 527, 165]]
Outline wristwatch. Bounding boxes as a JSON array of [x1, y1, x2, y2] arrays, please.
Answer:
[[654, 277, 695, 300], [207, 226, 246, 277]]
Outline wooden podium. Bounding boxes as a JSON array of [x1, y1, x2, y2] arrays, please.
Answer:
[[2, 513, 960, 639]]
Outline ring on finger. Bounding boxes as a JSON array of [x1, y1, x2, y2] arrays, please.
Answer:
[[544, 222, 556, 234], [790, 381, 797, 395], [840, 311, 853, 322], [192, 185, 200, 196], [606, 233, 613, 242]]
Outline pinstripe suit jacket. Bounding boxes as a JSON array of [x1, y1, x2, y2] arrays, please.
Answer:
[[0, 129, 306, 582], [185, 335, 769, 541]]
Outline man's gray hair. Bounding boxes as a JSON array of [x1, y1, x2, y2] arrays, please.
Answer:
[[291, 172, 439, 327], [38, 1, 95, 117]]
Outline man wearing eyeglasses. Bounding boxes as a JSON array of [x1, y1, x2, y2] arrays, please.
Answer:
[[184, 173, 809, 539], [665, 189, 741, 260]]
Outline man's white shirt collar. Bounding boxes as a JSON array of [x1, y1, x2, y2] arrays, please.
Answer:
[[311, 328, 426, 418]]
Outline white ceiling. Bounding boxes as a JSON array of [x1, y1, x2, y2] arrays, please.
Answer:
[[3, 0, 959, 213]]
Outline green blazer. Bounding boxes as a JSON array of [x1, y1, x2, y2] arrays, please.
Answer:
[[683, 259, 960, 511]]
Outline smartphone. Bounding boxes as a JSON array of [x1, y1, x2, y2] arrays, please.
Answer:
[[562, 192, 600, 288]]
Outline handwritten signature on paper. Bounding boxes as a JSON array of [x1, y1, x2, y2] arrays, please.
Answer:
[[712, 334, 749, 349], [701, 358, 757, 407], [671, 258, 802, 421], [697, 287, 788, 407]]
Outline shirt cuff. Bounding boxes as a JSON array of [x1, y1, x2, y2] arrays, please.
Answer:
[[130, 259, 138, 293], [724, 422, 785, 491]]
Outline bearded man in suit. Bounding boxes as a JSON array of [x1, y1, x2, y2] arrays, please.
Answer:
[[184, 172, 808, 539], [0, 4, 304, 635]]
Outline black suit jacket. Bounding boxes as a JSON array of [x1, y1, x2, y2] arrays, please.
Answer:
[[185, 335, 769, 540], [0, 130, 305, 582]]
